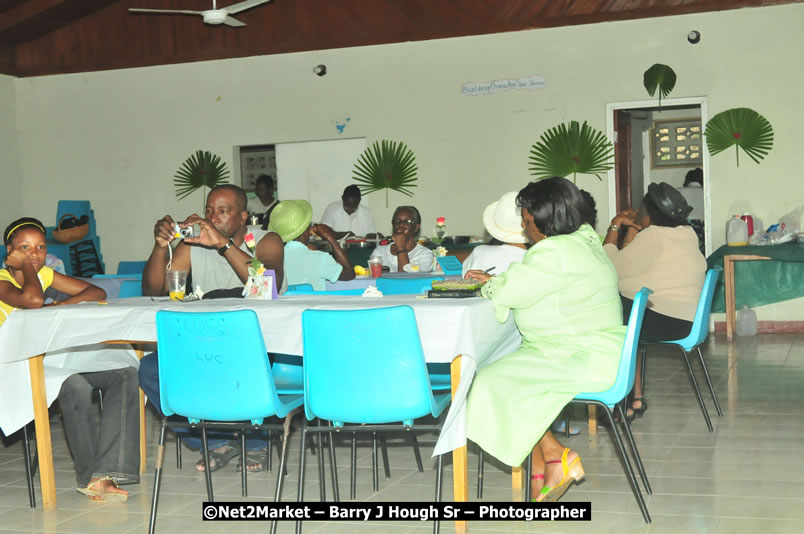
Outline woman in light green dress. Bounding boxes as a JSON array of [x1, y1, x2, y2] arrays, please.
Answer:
[[466, 177, 626, 502]]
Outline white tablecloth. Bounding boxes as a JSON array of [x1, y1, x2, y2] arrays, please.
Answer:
[[0, 296, 520, 453]]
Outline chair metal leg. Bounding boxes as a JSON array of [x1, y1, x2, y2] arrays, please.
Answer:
[[434, 449, 443, 534], [200, 427, 214, 501], [327, 426, 340, 502], [680, 347, 713, 431], [296, 420, 308, 534], [21, 424, 36, 508], [371, 432, 379, 492], [601, 405, 651, 523], [267, 429, 273, 471], [524, 451, 533, 502], [379, 434, 391, 478], [564, 409, 570, 439], [176, 435, 182, 469], [696, 346, 723, 416], [476, 448, 484, 499], [410, 432, 425, 472], [271, 428, 292, 534], [640, 344, 647, 395], [240, 431, 248, 497], [317, 422, 326, 502], [350, 433, 357, 499], [617, 404, 652, 495], [148, 422, 168, 534]]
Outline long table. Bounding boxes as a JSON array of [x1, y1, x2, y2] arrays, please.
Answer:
[[0, 295, 520, 526]]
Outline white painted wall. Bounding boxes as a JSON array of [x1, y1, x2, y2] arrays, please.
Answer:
[[0, 74, 21, 225], [6, 3, 804, 318]]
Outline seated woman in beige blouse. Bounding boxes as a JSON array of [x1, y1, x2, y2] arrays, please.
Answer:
[[604, 182, 707, 419]]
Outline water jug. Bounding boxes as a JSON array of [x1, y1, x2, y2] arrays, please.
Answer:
[[736, 306, 757, 336], [726, 216, 749, 246]]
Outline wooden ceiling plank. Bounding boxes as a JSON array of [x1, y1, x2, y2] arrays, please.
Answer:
[[0, 0, 67, 31]]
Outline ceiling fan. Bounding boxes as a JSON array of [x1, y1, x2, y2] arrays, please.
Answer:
[[129, 0, 272, 27]]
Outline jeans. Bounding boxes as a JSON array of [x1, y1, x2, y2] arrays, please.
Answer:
[[58, 368, 140, 487], [138, 352, 267, 452]]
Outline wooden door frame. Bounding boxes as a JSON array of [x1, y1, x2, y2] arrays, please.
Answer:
[[606, 97, 712, 256]]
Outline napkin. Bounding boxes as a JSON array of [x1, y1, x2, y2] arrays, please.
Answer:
[[362, 286, 383, 298]]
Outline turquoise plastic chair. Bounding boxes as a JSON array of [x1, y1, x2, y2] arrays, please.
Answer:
[[640, 267, 723, 432], [117, 261, 147, 275], [286, 283, 313, 292], [118, 279, 142, 298], [572, 287, 653, 523], [284, 288, 364, 296], [299, 306, 450, 533], [149, 310, 303, 534], [376, 275, 445, 295]]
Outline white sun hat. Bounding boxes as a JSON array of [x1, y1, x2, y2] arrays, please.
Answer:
[[482, 191, 527, 244]]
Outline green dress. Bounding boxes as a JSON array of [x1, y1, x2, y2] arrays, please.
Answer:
[[466, 224, 626, 466]]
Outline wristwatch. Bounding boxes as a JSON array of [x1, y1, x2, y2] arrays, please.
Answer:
[[217, 238, 236, 256], [608, 224, 620, 233]]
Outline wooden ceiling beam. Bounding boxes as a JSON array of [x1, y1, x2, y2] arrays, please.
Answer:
[[0, 42, 13, 75], [0, 0, 67, 32]]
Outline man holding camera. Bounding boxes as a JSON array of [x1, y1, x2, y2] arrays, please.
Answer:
[[143, 184, 285, 295], [139, 183, 284, 473]]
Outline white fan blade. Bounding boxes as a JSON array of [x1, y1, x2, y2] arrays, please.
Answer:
[[129, 9, 203, 15], [224, 0, 271, 15], [223, 15, 246, 27]]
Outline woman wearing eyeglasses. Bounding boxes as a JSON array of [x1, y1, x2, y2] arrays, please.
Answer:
[[369, 206, 434, 272]]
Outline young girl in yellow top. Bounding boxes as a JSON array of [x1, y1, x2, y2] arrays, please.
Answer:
[[2, 217, 139, 501]]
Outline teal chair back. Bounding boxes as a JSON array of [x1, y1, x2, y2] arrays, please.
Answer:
[[118, 280, 143, 298], [155, 310, 302, 424], [663, 267, 722, 350], [117, 261, 147, 275], [376, 276, 445, 295], [301, 306, 450, 426], [575, 287, 652, 407], [285, 288, 364, 296]]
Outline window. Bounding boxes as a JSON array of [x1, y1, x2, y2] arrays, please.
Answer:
[[650, 118, 702, 168]]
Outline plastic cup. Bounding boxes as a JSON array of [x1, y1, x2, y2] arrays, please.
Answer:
[[168, 270, 188, 300], [368, 257, 383, 278]]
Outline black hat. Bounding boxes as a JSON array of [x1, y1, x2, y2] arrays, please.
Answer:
[[647, 182, 693, 223]]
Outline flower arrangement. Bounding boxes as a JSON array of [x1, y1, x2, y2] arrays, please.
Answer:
[[432, 216, 447, 242], [242, 232, 273, 299]]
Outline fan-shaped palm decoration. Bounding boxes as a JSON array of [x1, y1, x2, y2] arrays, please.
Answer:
[[529, 120, 614, 182], [353, 140, 418, 207], [704, 108, 774, 166], [643, 64, 676, 109], [174, 150, 230, 206]]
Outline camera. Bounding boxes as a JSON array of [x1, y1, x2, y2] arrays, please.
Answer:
[[173, 223, 201, 240]]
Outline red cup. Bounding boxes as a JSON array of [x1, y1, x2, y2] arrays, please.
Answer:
[[368, 258, 382, 278]]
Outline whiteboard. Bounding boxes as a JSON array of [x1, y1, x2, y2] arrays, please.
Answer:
[[275, 138, 367, 221]]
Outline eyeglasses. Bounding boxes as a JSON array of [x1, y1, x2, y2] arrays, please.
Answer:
[[391, 218, 416, 226]]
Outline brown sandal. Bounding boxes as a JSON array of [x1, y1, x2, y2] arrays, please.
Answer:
[[76, 476, 128, 502]]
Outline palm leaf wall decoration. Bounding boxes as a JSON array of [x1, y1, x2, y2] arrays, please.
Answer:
[[643, 64, 677, 108], [704, 108, 774, 166], [353, 140, 418, 207], [529, 121, 614, 182], [174, 150, 230, 205]]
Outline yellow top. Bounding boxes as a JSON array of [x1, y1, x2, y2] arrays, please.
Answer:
[[0, 266, 54, 327]]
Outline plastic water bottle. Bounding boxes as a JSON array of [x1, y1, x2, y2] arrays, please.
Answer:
[[736, 306, 757, 336], [726, 216, 749, 246]]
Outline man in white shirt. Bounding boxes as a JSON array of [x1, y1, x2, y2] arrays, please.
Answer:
[[246, 175, 279, 226], [319, 185, 377, 238], [677, 168, 704, 220]]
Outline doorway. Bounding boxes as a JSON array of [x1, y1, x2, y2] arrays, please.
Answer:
[[606, 97, 711, 256]]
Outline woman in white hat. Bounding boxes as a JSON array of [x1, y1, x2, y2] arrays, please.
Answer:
[[461, 191, 528, 277]]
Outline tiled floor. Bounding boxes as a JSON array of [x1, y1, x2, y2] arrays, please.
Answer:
[[2, 333, 804, 533]]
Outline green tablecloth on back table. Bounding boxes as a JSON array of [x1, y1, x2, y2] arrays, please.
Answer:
[[707, 243, 804, 313]]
